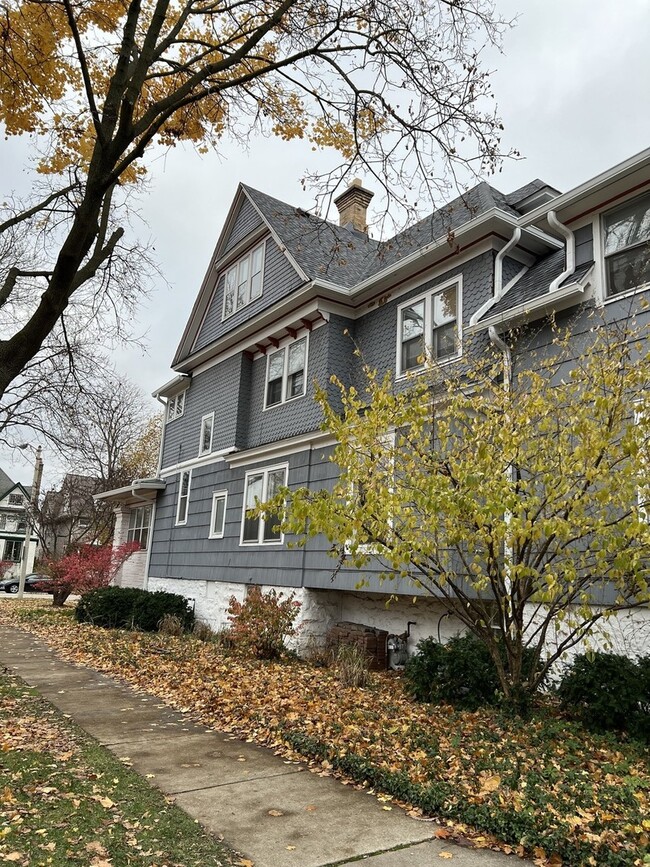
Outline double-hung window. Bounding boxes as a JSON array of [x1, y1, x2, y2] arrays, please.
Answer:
[[209, 491, 228, 539], [176, 470, 191, 525], [241, 465, 287, 544], [199, 413, 214, 456], [398, 281, 460, 375], [167, 392, 185, 422], [127, 505, 152, 549], [223, 242, 265, 318], [604, 193, 650, 297], [265, 337, 307, 408], [3, 539, 22, 562]]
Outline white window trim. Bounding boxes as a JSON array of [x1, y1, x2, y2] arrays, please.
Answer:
[[222, 240, 266, 321], [395, 276, 462, 380], [239, 463, 288, 546], [600, 194, 650, 304], [209, 490, 228, 539], [199, 412, 215, 456], [126, 505, 152, 549], [166, 391, 186, 422], [346, 431, 396, 555], [175, 469, 192, 526], [263, 332, 309, 411]]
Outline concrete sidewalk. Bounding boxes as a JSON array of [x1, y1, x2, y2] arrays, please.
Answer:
[[0, 625, 522, 867]]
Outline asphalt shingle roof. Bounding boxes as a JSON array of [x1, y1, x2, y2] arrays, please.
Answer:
[[243, 181, 535, 288], [486, 251, 594, 319], [0, 468, 14, 499]]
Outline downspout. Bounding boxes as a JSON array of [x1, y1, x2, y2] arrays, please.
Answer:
[[488, 326, 514, 639], [547, 211, 576, 292], [494, 227, 522, 300], [142, 394, 168, 591]]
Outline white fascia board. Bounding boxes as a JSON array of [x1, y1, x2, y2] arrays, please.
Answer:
[[467, 279, 590, 335], [159, 447, 237, 478], [520, 146, 650, 226], [242, 190, 310, 284], [226, 431, 336, 468], [152, 374, 190, 399]]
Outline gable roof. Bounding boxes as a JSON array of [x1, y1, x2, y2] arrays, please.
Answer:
[[0, 468, 14, 499], [172, 176, 561, 368]]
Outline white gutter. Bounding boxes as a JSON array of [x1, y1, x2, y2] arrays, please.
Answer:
[[547, 212, 575, 292], [520, 144, 650, 226]]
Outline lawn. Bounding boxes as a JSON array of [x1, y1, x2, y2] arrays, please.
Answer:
[[1, 602, 649, 867], [0, 665, 243, 866]]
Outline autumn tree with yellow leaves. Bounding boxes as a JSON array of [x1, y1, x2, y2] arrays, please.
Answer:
[[0, 0, 509, 399], [274, 320, 650, 705]]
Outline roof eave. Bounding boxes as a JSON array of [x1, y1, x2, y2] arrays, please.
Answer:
[[467, 279, 591, 335]]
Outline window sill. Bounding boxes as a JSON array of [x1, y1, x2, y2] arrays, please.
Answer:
[[600, 282, 650, 306], [262, 392, 306, 413], [395, 352, 463, 383], [239, 539, 284, 547]]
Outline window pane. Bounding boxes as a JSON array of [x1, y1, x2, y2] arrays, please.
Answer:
[[175, 392, 185, 417], [250, 270, 263, 299], [401, 302, 424, 371], [201, 417, 213, 453], [245, 474, 263, 509], [237, 257, 250, 308], [267, 378, 283, 406], [266, 468, 286, 499], [263, 515, 282, 541], [607, 245, 650, 296], [288, 339, 306, 375], [242, 514, 259, 542], [432, 286, 457, 326], [140, 527, 149, 549], [433, 321, 457, 360], [212, 496, 225, 536], [224, 269, 236, 316], [268, 350, 284, 380], [289, 370, 304, 398], [128, 508, 139, 530], [180, 471, 190, 497], [605, 195, 650, 256]]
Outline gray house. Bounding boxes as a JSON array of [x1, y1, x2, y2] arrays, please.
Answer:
[[104, 146, 650, 655]]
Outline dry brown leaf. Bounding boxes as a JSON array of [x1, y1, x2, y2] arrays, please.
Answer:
[[267, 809, 284, 817], [439, 852, 453, 860]]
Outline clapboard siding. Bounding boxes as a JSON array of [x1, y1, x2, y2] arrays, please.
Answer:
[[224, 196, 263, 254], [161, 355, 244, 469]]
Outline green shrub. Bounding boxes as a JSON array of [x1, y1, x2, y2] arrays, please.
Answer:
[[404, 633, 539, 711], [403, 637, 446, 702], [558, 652, 649, 740], [227, 586, 300, 659], [75, 586, 195, 633]]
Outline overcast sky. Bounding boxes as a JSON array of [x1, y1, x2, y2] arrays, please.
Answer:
[[4, 0, 650, 486]]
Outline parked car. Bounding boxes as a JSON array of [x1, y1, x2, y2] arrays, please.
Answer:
[[0, 573, 52, 594]]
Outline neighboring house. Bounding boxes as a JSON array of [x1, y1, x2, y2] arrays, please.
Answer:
[[103, 147, 650, 656], [0, 468, 37, 578], [40, 474, 105, 557]]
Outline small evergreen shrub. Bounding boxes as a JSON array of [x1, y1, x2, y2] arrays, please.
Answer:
[[403, 637, 447, 702], [558, 652, 649, 740], [227, 586, 300, 659], [404, 633, 539, 711], [76, 586, 195, 633]]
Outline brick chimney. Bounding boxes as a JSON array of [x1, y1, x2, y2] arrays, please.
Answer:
[[334, 178, 374, 233]]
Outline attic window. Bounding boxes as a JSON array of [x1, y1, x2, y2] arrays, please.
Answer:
[[604, 193, 650, 297], [166, 391, 185, 422], [8, 493, 23, 506], [222, 241, 265, 319]]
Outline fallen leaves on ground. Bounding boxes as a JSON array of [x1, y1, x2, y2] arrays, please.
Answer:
[[2, 603, 649, 867]]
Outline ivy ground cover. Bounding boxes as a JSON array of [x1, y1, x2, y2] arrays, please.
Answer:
[[1, 604, 648, 867]]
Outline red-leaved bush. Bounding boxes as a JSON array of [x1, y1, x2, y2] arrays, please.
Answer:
[[43, 542, 140, 607], [227, 586, 301, 659]]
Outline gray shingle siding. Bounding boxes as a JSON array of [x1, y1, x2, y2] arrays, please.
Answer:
[[224, 196, 263, 254], [351, 251, 494, 386], [193, 237, 304, 351], [245, 324, 328, 448], [161, 355, 244, 469]]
